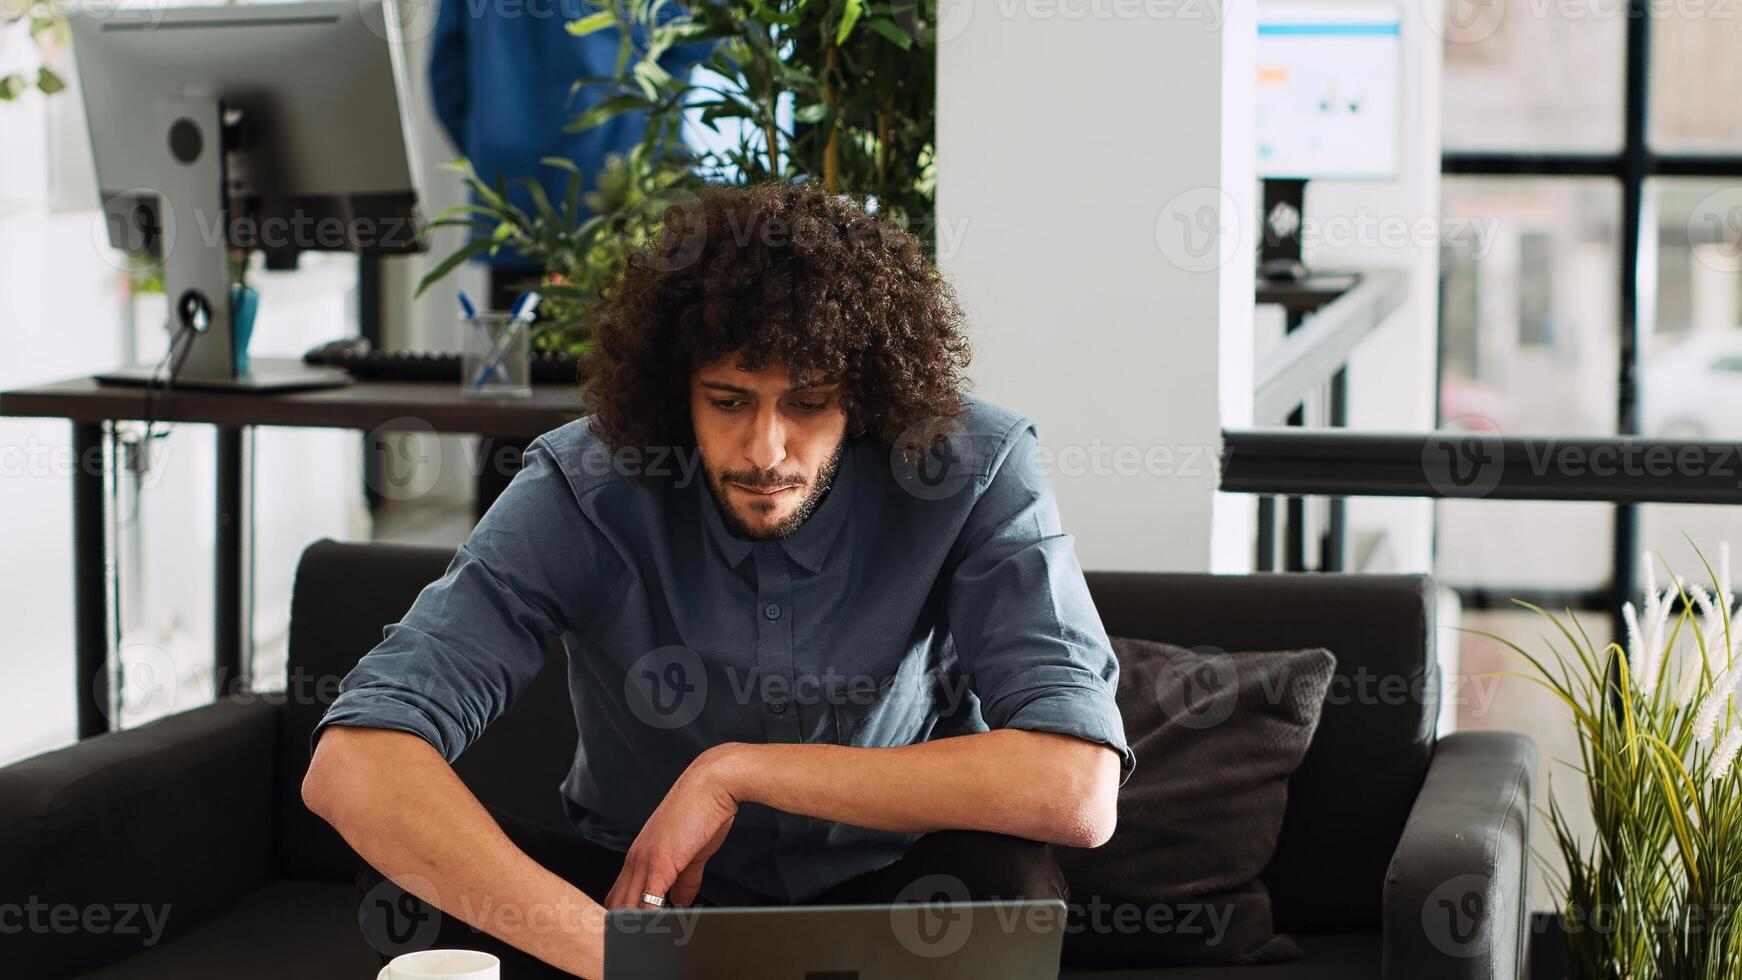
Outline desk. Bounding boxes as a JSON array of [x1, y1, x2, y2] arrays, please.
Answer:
[[1254, 271, 1363, 326], [0, 358, 587, 739]]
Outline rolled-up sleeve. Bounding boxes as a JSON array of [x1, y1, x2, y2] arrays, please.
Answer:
[[946, 420, 1136, 783], [311, 436, 610, 762]]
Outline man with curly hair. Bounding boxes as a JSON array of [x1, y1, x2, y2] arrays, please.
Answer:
[[304, 182, 1133, 978]]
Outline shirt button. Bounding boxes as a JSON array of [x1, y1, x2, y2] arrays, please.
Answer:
[[769, 695, 789, 714], [763, 602, 782, 621]]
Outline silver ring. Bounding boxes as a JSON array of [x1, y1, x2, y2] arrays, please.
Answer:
[[640, 892, 667, 908]]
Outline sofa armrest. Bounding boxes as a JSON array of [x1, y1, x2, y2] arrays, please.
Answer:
[[0, 698, 280, 978], [1382, 731, 1536, 980]]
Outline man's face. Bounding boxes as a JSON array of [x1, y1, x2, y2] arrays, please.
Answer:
[[690, 356, 848, 540]]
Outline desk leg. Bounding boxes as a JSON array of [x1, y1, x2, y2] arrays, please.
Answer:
[[215, 425, 250, 698], [73, 422, 111, 739]]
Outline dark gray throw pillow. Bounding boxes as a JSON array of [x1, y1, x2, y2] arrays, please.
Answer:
[[1055, 637, 1336, 967]]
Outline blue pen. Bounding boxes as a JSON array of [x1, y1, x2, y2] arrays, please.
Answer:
[[472, 291, 541, 389], [459, 290, 510, 385]]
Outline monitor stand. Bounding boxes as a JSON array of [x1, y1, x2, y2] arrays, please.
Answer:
[[96, 95, 354, 394], [95, 357, 351, 392]]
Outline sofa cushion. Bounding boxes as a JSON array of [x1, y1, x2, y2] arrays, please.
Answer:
[[1084, 572, 1437, 933], [1057, 638, 1335, 967], [73, 879, 379, 979]]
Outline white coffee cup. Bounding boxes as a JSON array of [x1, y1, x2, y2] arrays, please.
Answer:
[[383, 949, 501, 979]]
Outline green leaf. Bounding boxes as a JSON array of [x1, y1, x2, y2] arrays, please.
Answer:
[[523, 177, 563, 230], [0, 74, 27, 101], [31, 15, 68, 48], [566, 10, 616, 37], [422, 217, 495, 232], [474, 171, 531, 229], [539, 155, 584, 176], [414, 238, 495, 297], [864, 17, 913, 49], [696, 97, 757, 127], [35, 65, 63, 95], [632, 59, 676, 99], [794, 101, 832, 124], [567, 93, 650, 133], [836, 0, 864, 45]]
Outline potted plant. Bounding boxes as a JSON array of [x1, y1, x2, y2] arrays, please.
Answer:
[[1488, 542, 1742, 978], [567, 0, 940, 241], [416, 0, 942, 377], [416, 143, 696, 379]]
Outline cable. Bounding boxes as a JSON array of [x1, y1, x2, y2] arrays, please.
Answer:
[[140, 318, 197, 445]]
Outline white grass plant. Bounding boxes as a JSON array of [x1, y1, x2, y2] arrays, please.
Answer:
[[1477, 541, 1742, 979]]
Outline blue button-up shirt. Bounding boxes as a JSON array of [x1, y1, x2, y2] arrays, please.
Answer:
[[314, 395, 1134, 903]]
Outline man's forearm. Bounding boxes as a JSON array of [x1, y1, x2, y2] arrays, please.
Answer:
[[706, 729, 1120, 848], [302, 726, 605, 978]]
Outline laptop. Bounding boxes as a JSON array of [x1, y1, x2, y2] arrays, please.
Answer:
[[605, 899, 1067, 980]]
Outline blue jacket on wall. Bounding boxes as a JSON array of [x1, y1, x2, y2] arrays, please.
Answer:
[[428, 0, 706, 271]]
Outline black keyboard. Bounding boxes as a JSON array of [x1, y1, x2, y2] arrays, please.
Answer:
[[301, 346, 582, 385]]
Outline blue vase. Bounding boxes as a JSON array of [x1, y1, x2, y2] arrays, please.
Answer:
[[232, 284, 259, 377]]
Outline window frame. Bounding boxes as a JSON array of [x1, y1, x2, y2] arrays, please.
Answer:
[[1437, 2, 1742, 624]]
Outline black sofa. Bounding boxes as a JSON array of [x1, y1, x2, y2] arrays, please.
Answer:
[[1, 539, 1535, 979]]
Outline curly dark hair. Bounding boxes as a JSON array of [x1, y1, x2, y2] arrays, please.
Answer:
[[582, 181, 971, 452]]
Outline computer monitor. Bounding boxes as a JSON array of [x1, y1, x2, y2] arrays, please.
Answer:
[[1256, 4, 1402, 182], [1253, 4, 1402, 282], [67, 0, 427, 391]]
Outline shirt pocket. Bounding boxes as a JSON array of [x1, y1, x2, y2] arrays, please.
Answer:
[[830, 652, 940, 748]]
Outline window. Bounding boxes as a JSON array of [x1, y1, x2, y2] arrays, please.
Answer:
[[1437, 2, 1742, 912], [1441, 2, 1623, 152]]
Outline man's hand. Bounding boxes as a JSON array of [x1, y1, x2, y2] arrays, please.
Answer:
[[304, 726, 609, 978], [605, 747, 740, 909], [605, 730, 1118, 913]]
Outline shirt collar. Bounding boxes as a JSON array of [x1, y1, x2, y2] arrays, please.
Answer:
[[698, 443, 856, 574]]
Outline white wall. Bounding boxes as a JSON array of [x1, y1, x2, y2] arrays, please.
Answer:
[[0, 92, 124, 762], [937, 1, 1257, 574], [380, 9, 491, 509]]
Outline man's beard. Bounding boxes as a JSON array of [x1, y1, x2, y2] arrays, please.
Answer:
[[708, 440, 845, 541]]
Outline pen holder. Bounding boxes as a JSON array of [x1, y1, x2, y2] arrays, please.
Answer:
[[460, 311, 532, 399]]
